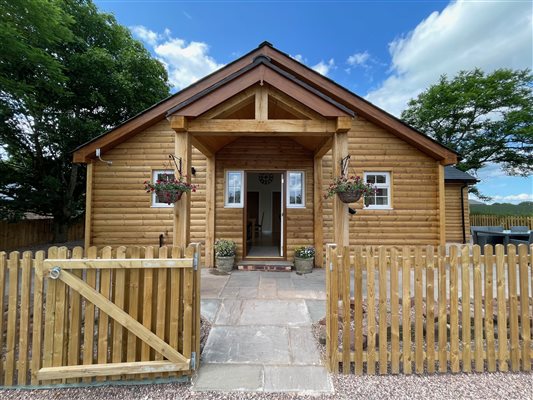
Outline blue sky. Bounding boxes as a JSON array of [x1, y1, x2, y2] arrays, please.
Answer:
[[95, 0, 532, 204]]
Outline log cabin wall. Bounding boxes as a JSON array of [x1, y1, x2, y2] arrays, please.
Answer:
[[445, 183, 470, 243], [322, 117, 441, 250], [90, 120, 208, 258], [215, 136, 314, 261]]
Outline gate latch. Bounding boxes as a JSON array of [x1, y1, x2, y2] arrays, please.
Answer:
[[193, 252, 199, 271], [49, 267, 62, 280]]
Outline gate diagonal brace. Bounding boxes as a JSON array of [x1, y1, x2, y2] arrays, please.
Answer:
[[45, 267, 190, 367]]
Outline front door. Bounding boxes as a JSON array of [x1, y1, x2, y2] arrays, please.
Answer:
[[244, 171, 285, 258]]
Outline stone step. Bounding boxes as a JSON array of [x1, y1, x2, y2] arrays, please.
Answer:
[[236, 260, 293, 272]]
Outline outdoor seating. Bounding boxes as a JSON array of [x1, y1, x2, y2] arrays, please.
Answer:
[[510, 225, 529, 232], [509, 231, 533, 246], [471, 225, 504, 247]]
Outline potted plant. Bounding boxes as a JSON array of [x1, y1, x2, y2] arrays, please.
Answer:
[[144, 175, 197, 204], [324, 175, 375, 204], [294, 245, 315, 274], [214, 239, 236, 273]]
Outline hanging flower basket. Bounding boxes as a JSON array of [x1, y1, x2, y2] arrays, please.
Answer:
[[324, 175, 375, 204], [156, 189, 184, 204], [337, 189, 362, 204], [144, 175, 197, 205]]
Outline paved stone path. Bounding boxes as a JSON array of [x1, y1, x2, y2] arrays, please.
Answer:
[[194, 269, 333, 394]]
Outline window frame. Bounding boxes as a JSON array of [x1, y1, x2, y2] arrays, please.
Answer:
[[151, 169, 175, 208], [286, 170, 306, 208], [224, 170, 244, 208], [363, 171, 392, 210]]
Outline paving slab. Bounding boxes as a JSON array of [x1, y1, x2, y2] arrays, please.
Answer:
[[239, 299, 311, 325], [225, 273, 261, 287], [202, 325, 291, 364], [263, 365, 332, 393], [193, 364, 263, 392], [305, 299, 326, 323], [289, 326, 322, 365], [220, 286, 258, 299], [200, 299, 220, 323], [214, 299, 244, 325]]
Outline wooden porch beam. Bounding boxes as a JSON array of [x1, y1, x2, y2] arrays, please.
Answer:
[[255, 85, 268, 120], [314, 136, 333, 158], [314, 156, 324, 267], [336, 116, 352, 133], [333, 132, 349, 248], [191, 136, 215, 157], [174, 131, 192, 248], [168, 115, 188, 132], [205, 156, 215, 267], [188, 119, 336, 134]]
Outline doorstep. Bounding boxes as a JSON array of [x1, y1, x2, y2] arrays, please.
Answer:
[[236, 260, 293, 272]]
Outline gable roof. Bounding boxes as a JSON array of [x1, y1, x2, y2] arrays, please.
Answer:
[[73, 41, 458, 164], [444, 166, 478, 184]]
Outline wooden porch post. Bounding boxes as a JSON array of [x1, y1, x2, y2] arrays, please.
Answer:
[[314, 155, 324, 267], [333, 132, 349, 248], [438, 164, 446, 246], [205, 156, 216, 267], [170, 116, 192, 249]]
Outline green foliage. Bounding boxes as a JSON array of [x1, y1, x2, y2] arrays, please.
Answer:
[[470, 201, 533, 216], [401, 69, 533, 197], [0, 0, 170, 239], [214, 240, 236, 257], [294, 246, 315, 259]]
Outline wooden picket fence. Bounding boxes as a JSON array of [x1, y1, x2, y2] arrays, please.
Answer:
[[0, 244, 201, 387], [470, 214, 533, 230], [0, 219, 85, 251], [326, 243, 532, 375]]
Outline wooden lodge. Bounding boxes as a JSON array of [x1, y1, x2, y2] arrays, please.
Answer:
[[73, 42, 474, 267]]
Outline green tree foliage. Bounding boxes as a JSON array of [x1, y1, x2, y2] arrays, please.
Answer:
[[401, 68, 533, 198], [470, 201, 533, 216], [0, 0, 170, 240]]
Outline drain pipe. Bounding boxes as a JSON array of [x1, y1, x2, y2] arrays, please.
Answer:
[[460, 184, 468, 244]]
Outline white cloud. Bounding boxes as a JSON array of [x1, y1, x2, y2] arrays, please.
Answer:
[[312, 58, 335, 76], [347, 51, 370, 67], [130, 26, 224, 90], [291, 54, 306, 63], [490, 193, 533, 204], [130, 25, 161, 47], [365, 1, 533, 116]]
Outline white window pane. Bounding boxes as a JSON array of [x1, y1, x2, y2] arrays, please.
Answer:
[[288, 172, 304, 206], [376, 196, 388, 205], [234, 189, 241, 204], [376, 175, 386, 184], [376, 188, 388, 196], [366, 175, 376, 184]]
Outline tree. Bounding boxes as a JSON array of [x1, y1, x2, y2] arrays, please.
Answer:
[[0, 0, 170, 241], [401, 68, 533, 199]]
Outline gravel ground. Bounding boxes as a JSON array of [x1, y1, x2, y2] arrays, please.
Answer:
[[0, 371, 531, 400]]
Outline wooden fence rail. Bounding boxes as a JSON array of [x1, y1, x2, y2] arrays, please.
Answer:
[[0, 244, 201, 387], [0, 219, 85, 251], [326, 243, 532, 375], [470, 215, 533, 230]]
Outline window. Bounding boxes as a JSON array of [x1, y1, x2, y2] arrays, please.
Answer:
[[225, 170, 244, 208], [152, 170, 175, 208], [364, 172, 391, 209], [287, 171, 305, 208]]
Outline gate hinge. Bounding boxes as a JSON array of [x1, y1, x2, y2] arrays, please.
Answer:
[[193, 252, 199, 270], [190, 351, 197, 369]]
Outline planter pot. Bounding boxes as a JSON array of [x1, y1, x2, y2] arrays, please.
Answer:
[[337, 189, 362, 204], [294, 257, 314, 274], [156, 190, 183, 204], [216, 256, 235, 273]]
